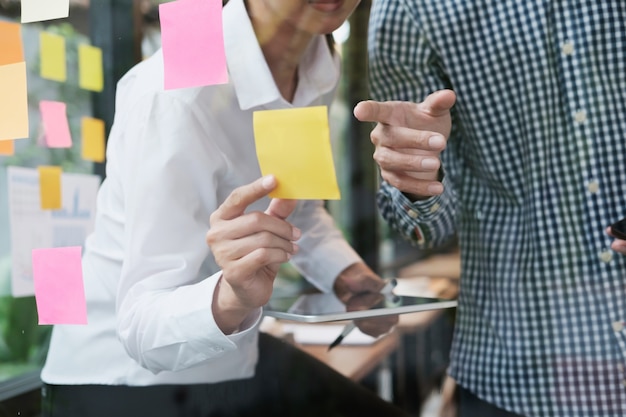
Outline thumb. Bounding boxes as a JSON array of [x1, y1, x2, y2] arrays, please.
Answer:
[[419, 89, 456, 117], [265, 198, 297, 220]]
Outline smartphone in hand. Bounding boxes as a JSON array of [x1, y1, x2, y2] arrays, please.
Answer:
[[610, 217, 626, 240]]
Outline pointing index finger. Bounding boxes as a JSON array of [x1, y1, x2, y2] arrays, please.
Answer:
[[353, 90, 457, 128], [353, 100, 406, 125]]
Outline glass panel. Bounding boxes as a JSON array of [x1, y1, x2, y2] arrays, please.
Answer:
[[0, 4, 93, 383]]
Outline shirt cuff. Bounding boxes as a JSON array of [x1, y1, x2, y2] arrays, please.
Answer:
[[392, 175, 453, 221]]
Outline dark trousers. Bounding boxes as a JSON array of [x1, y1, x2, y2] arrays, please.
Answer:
[[42, 332, 410, 417], [458, 385, 524, 417]]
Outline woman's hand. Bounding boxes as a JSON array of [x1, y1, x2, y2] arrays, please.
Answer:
[[207, 175, 300, 333], [333, 262, 399, 337]]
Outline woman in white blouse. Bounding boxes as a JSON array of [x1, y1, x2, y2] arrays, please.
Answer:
[[40, 0, 406, 416]]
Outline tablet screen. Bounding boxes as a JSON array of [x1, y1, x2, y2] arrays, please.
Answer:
[[263, 291, 457, 323]]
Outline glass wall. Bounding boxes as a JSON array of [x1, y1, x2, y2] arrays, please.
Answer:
[[0, 2, 93, 385], [0, 2, 452, 415]]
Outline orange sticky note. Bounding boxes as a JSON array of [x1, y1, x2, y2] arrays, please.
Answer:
[[78, 44, 104, 92], [38, 165, 62, 209], [32, 246, 87, 325], [39, 100, 72, 148], [0, 140, 15, 155], [0, 62, 29, 139], [253, 106, 340, 200], [40, 31, 66, 82], [0, 21, 24, 65], [81, 117, 105, 162]]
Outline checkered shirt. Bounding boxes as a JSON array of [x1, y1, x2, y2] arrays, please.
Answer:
[[369, 1, 626, 416]]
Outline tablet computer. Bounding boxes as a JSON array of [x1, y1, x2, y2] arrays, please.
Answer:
[[263, 291, 457, 323]]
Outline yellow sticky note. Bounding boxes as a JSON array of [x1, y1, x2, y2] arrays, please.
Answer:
[[253, 106, 340, 200], [0, 140, 15, 156], [81, 117, 105, 162], [78, 44, 103, 92], [38, 166, 62, 210], [40, 32, 66, 82], [0, 21, 24, 65], [0, 62, 29, 139]]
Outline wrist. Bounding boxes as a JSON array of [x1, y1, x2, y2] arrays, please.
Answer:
[[212, 277, 255, 334]]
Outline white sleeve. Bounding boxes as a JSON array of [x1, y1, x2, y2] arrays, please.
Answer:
[[113, 92, 260, 374]]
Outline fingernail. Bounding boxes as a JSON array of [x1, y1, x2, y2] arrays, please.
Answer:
[[429, 135, 445, 148], [422, 158, 439, 170], [427, 183, 443, 194], [262, 175, 275, 189], [292, 227, 301, 240]]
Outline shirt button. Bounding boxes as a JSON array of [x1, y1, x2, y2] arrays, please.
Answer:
[[407, 209, 419, 219], [619, 363, 625, 373], [622, 379, 626, 388], [612, 321, 624, 332], [562, 41, 574, 56], [600, 250, 613, 263], [574, 110, 587, 124], [587, 180, 599, 194], [430, 203, 441, 213]]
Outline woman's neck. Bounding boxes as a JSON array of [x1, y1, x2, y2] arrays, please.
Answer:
[[245, 1, 314, 103]]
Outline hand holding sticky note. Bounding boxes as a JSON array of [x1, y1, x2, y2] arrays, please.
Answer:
[[253, 106, 340, 200]]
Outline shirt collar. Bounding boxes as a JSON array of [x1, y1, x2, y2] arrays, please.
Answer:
[[223, 0, 340, 110]]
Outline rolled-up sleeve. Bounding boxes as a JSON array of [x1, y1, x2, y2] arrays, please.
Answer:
[[377, 175, 457, 248]]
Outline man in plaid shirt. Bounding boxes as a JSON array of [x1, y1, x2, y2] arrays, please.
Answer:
[[354, 0, 626, 416]]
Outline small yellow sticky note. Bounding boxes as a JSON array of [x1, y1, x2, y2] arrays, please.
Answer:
[[253, 106, 340, 200], [0, 62, 29, 140], [38, 166, 62, 210], [0, 140, 15, 156], [81, 117, 105, 162], [40, 32, 66, 82], [0, 21, 24, 65], [78, 44, 103, 92]]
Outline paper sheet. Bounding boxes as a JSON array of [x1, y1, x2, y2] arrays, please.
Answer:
[[39, 100, 72, 148], [253, 106, 340, 200], [32, 246, 87, 325], [81, 117, 105, 162], [38, 166, 62, 210], [40, 31, 67, 82], [0, 21, 24, 65], [0, 62, 29, 140], [7, 166, 100, 297], [78, 44, 103, 92], [281, 323, 379, 345], [0, 140, 14, 155], [21, 0, 70, 23], [159, 0, 227, 89]]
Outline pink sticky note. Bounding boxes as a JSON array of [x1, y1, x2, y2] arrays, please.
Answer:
[[159, 0, 228, 90], [32, 246, 87, 325], [39, 100, 72, 148]]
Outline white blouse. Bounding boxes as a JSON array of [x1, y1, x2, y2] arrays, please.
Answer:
[[41, 0, 360, 386]]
